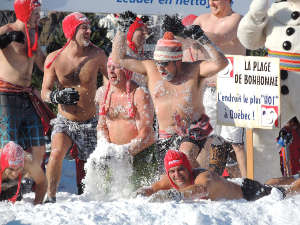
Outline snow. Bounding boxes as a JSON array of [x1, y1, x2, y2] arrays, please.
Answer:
[[1, 142, 300, 225]]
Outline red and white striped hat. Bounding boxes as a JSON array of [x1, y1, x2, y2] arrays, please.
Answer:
[[153, 32, 183, 61]]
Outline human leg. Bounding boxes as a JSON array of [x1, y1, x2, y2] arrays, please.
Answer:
[[221, 126, 246, 177], [46, 133, 72, 198], [179, 141, 201, 168]]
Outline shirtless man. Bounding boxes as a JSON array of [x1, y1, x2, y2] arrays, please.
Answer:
[[112, 12, 228, 173], [138, 150, 300, 201], [41, 12, 107, 202], [97, 56, 155, 185], [192, 0, 247, 177], [0, 0, 46, 167], [0, 141, 47, 205]]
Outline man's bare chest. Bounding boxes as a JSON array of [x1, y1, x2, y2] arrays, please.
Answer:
[[106, 93, 133, 120]]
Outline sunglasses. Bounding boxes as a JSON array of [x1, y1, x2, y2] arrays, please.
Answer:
[[155, 61, 171, 67]]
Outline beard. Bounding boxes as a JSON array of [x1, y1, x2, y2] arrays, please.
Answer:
[[161, 71, 175, 82]]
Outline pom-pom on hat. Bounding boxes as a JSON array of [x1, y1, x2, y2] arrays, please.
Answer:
[[164, 149, 193, 189], [127, 17, 145, 54], [46, 12, 90, 69], [0, 142, 24, 203], [154, 32, 183, 61], [14, 0, 41, 57]]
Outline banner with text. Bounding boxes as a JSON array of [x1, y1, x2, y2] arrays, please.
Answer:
[[217, 55, 281, 129], [1, 0, 253, 16]]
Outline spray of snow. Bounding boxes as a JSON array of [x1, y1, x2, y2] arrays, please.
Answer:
[[83, 136, 134, 201]]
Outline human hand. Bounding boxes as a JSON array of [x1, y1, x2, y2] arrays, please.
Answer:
[[136, 186, 154, 196], [161, 14, 185, 36], [249, 0, 269, 23], [50, 88, 80, 105], [117, 11, 136, 32], [184, 25, 210, 45]]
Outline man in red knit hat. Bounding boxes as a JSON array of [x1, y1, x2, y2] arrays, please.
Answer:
[[0, 142, 47, 204], [0, 0, 47, 170], [112, 12, 227, 174], [41, 12, 108, 202], [138, 149, 300, 201]]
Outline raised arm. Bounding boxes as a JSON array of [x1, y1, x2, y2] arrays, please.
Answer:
[[187, 25, 228, 77], [24, 154, 47, 204], [111, 11, 147, 75], [127, 88, 155, 156], [161, 15, 227, 78]]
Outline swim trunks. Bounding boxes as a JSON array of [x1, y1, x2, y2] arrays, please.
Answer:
[[241, 178, 286, 201], [51, 114, 97, 161], [0, 92, 45, 149]]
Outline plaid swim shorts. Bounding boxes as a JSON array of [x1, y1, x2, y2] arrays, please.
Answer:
[[51, 114, 98, 161], [0, 92, 45, 149]]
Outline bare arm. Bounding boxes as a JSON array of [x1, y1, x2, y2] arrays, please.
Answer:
[[198, 41, 228, 78], [24, 155, 47, 205], [138, 174, 173, 196], [34, 44, 46, 72], [112, 30, 148, 75], [41, 52, 58, 102], [95, 86, 111, 142], [97, 48, 108, 80], [127, 88, 155, 156]]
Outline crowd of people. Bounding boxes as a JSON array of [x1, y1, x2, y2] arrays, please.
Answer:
[[0, 0, 299, 205]]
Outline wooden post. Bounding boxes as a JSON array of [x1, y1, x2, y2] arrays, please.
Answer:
[[246, 128, 254, 179]]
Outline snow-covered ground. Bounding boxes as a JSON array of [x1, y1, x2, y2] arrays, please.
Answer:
[[1, 143, 300, 225]]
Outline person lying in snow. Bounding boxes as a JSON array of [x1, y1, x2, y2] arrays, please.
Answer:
[[137, 149, 300, 201]]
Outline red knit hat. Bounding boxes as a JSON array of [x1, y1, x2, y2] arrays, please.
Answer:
[[154, 32, 183, 61], [127, 17, 145, 54], [14, 0, 41, 57], [0, 142, 24, 203], [164, 149, 193, 189], [181, 14, 197, 27], [46, 12, 90, 68], [99, 57, 135, 118]]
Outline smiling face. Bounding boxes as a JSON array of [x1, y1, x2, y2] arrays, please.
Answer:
[[168, 165, 191, 189], [75, 23, 91, 47], [155, 60, 178, 81]]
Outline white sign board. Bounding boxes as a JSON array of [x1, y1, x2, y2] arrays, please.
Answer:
[[0, 0, 254, 16], [217, 55, 281, 129]]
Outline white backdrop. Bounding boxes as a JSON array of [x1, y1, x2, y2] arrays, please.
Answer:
[[0, 0, 255, 16]]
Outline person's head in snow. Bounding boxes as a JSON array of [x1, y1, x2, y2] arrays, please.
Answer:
[[112, 11, 227, 173], [0, 142, 47, 205]]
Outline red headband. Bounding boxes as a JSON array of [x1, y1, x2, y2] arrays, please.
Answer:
[[14, 0, 41, 57], [164, 150, 193, 189]]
